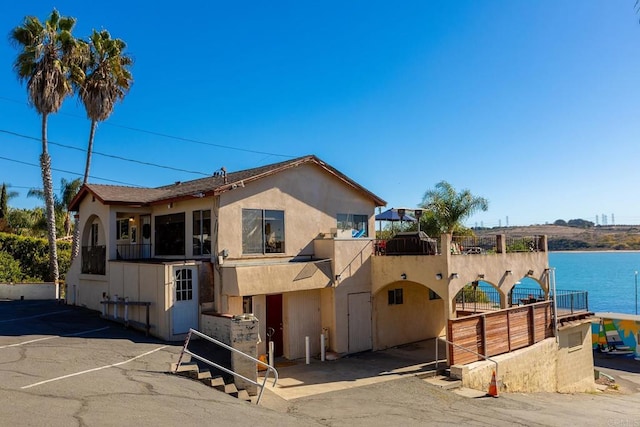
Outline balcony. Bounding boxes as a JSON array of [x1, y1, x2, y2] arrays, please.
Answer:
[[82, 246, 106, 275], [116, 244, 152, 260]]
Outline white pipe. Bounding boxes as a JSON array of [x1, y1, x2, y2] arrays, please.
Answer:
[[305, 336, 310, 364], [101, 297, 106, 317], [320, 333, 326, 362], [551, 268, 559, 343], [124, 297, 129, 322], [268, 341, 274, 367]]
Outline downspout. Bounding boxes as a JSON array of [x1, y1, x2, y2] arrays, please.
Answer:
[[212, 195, 223, 313]]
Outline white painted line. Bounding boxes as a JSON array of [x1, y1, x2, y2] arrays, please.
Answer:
[[0, 326, 110, 349], [21, 345, 168, 389], [0, 310, 71, 323]]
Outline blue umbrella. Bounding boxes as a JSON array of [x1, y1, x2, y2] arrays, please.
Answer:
[[375, 208, 417, 222]]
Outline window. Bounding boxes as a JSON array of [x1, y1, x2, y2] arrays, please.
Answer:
[[90, 223, 99, 247], [337, 213, 368, 237], [155, 213, 185, 255], [193, 210, 211, 255], [388, 288, 403, 305], [242, 209, 285, 254], [116, 219, 129, 240], [175, 268, 193, 301], [243, 296, 253, 314]]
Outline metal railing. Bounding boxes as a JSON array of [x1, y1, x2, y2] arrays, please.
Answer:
[[82, 245, 106, 274], [116, 243, 152, 260], [435, 335, 499, 385], [451, 236, 496, 254], [174, 328, 278, 405], [504, 235, 544, 253], [455, 284, 502, 312]]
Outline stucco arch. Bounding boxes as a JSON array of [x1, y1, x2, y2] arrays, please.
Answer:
[[81, 214, 105, 247], [372, 280, 446, 351]]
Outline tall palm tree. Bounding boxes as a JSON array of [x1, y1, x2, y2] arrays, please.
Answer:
[[0, 183, 19, 219], [11, 9, 81, 285], [78, 29, 133, 184], [420, 181, 489, 234], [28, 178, 82, 237]]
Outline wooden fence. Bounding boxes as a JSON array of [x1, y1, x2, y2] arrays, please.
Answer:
[[447, 301, 553, 365]]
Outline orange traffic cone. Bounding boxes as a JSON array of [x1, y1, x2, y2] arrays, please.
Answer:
[[487, 370, 498, 397]]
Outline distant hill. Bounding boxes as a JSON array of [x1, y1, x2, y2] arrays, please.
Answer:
[[474, 225, 640, 251]]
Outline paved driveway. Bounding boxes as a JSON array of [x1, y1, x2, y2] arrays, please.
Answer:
[[0, 300, 316, 426], [3, 300, 640, 426]]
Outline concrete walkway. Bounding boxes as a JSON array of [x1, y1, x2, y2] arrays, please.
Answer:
[[259, 339, 447, 400]]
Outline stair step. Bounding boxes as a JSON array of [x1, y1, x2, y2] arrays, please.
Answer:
[[171, 361, 198, 373], [423, 375, 462, 390], [189, 370, 212, 380], [237, 389, 251, 402], [205, 376, 226, 391], [224, 383, 239, 397]]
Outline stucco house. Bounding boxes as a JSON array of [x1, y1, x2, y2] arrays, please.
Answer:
[[67, 155, 385, 358]]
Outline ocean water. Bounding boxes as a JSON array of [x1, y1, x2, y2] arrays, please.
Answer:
[[549, 251, 640, 315]]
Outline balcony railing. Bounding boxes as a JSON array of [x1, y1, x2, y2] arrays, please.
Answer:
[[82, 246, 106, 275], [116, 244, 152, 260], [504, 235, 544, 253]]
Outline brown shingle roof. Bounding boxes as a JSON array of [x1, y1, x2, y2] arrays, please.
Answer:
[[69, 155, 386, 211]]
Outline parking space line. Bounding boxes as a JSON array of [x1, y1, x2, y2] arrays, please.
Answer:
[[0, 310, 71, 323], [0, 326, 110, 349], [21, 345, 168, 389]]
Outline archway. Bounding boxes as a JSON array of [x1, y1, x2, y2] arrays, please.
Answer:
[[373, 280, 446, 350], [453, 280, 503, 316]]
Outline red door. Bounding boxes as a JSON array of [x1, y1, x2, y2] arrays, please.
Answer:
[[266, 294, 283, 357]]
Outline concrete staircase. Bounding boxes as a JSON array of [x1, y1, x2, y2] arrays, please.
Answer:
[[421, 368, 490, 398], [170, 360, 252, 402]]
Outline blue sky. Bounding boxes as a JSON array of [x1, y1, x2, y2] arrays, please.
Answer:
[[2, 1, 640, 227]]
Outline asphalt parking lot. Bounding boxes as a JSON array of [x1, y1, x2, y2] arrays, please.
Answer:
[[3, 299, 640, 427]]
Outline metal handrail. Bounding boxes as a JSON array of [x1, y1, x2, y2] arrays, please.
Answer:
[[435, 335, 499, 384], [174, 328, 278, 405]]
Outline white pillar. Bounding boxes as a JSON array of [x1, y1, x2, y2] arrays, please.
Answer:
[[320, 333, 326, 362], [305, 336, 310, 364]]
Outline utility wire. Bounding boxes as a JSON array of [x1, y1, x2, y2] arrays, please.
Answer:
[[0, 129, 210, 176], [0, 95, 296, 159], [0, 155, 139, 186]]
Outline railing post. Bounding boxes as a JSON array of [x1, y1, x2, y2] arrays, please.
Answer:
[[174, 329, 193, 373]]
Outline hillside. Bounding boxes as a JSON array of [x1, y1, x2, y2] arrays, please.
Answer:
[[474, 225, 640, 251]]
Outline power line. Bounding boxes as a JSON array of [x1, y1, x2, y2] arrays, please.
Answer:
[[0, 95, 297, 159], [0, 129, 210, 177], [0, 155, 139, 186]]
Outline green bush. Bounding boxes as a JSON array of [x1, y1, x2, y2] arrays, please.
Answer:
[[0, 232, 71, 282], [0, 251, 22, 282]]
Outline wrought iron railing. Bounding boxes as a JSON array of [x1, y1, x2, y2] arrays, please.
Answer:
[[82, 245, 106, 275], [504, 235, 545, 253], [116, 244, 152, 260], [450, 235, 496, 255]]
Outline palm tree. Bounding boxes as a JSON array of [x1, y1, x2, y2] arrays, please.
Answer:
[[28, 178, 82, 237], [78, 29, 133, 184], [0, 183, 19, 219], [11, 9, 81, 286], [420, 181, 489, 234]]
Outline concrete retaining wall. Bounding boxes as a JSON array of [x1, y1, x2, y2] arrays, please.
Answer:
[[451, 322, 596, 394], [0, 283, 55, 300]]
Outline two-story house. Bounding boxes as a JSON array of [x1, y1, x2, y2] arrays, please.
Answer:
[[67, 155, 385, 359]]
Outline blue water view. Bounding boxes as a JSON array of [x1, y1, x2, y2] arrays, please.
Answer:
[[549, 251, 640, 315]]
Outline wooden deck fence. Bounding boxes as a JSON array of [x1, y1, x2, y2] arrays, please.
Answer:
[[448, 301, 553, 365]]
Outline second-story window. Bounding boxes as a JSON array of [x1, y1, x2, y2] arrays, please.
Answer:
[[242, 209, 285, 254], [193, 210, 211, 255], [155, 213, 185, 256], [116, 219, 129, 240], [337, 213, 368, 237]]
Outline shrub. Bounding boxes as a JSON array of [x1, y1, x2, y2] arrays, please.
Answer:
[[0, 251, 22, 282]]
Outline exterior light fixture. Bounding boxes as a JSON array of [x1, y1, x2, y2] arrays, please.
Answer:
[[435, 273, 443, 280], [414, 209, 423, 233], [478, 274, 485, 279], [451, 273, 459, 279], [505, 270, 512, 275], [527, 270, 534, 276], [400, 273, 407, 280], [335, 274, 341, 281]]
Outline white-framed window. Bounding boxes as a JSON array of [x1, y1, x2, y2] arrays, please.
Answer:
[[242, 209, 285, 254], [175, 268, 193, 301], [337, 213, 368, 237], [116, 219, 129, 240]]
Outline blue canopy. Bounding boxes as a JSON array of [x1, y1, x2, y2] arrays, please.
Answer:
[[375, 208, 417, 222]]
